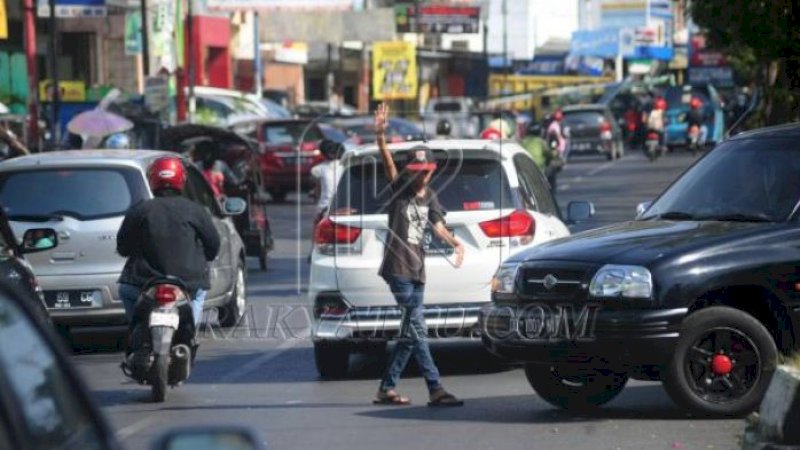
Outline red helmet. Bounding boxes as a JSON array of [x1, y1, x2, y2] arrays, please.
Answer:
[[690, 97, 703, 109], [480, 128, 502, 140], [553, 109, 564, 121], [654, 97, 667, 111], [148, 157, 186, 193]]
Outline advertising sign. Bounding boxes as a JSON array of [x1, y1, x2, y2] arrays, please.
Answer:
[[372, 41, 417, 101], [0, 0, 7, 40], [688, 67, 734, 87], [570, 28, 622, 59], [144, 76, 169, 113], [37, 0, 106, 18], [206, 0, 352, 11], [124, 11, 142, 56], [690, 34, 727, 67], [396, 3, 481, 34], [38, 80, 87, 102]]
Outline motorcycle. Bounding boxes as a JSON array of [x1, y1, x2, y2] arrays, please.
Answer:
[[644, 131, 662, 162], [687, 124, 701, 156], [122, 277, 196, 402]]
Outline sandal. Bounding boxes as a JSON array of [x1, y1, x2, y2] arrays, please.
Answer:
[[373, 389, 411, 406], [428, 388, 464, 407]]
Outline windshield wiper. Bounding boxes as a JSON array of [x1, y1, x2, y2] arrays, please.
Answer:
[[8, 213, 65, 222], [697, 213, 774, 223], [642, 211, 697, 221]]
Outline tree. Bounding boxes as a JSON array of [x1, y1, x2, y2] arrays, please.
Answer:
[[690, 0, 800, 125]]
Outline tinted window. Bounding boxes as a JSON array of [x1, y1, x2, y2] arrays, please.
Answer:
[[262, 123, 321, 145], [513, 154, 559, 216], [431, 102, 463, 113], [333, 158, 513, 214], [0, 168, 148, 221], [642, 139, 800, 222], [0, 293, 105, 450], [562, 111, 605, 125]]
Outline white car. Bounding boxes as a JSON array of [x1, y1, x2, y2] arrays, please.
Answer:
[[308, 139, 592, 377]]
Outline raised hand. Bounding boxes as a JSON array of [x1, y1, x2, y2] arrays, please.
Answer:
[[375, 103, 389, 135]]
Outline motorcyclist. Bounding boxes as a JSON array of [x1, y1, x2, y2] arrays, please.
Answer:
[[194, 140, 243, 199], [687, 97, 707, 146], [546, 109, 568, 161], [435, 119, 452, 139], [116, 156, 221, 330], [644, 96, 667, 150], [103, 132, 131, 150], [521, 122, 562, 189]]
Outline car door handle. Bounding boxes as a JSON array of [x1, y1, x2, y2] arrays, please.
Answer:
[[52, 252, 77, 261]]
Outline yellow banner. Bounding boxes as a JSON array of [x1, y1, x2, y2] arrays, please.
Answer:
[[372, 41, 417, 101], [0, 0, 7, 40], [39, 80, 87, 102]]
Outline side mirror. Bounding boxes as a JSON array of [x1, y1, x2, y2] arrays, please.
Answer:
[[566, 201, 595, 224], [223, 197, 247, 216], [636, 201, 653, 218], [153, 426, 264, 450], [21, 228, 58, 253]]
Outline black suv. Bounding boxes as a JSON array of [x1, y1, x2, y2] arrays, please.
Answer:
[[482, 124, 800, 417]]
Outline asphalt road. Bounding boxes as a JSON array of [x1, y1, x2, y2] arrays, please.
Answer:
[[72, 150, 744, 450]]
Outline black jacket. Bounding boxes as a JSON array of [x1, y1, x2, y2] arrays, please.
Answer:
[[117, 194, 221, 292]]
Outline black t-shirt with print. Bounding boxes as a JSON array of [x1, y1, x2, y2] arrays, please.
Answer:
[[378, 174, 446, 284]]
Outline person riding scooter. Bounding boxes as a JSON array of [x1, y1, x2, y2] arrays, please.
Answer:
[[643, 96, 667, 160], [687, 97, 707, 153], [117, 156, 221, 331]]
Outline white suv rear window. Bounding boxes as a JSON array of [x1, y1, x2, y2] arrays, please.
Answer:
[[333, 158, 513, 214]]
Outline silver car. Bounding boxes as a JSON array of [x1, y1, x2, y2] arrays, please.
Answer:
[[0, 150, 248, 332]]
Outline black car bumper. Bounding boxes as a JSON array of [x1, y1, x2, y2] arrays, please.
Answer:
[[481, 305, 687, 367]]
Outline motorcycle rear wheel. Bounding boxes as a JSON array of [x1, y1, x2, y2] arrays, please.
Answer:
[[151, 354, 169, 403]]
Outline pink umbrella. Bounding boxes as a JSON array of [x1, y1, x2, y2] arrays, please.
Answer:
[[67, 109, 133, 138]]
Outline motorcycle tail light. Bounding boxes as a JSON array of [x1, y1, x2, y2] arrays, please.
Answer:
[[149, 285, 184, 306]]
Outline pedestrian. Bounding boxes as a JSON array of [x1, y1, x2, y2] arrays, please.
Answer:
[[309, 139, 345, 263], [372, 103, 465, 407]]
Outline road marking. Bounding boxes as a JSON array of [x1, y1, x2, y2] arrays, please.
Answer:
[[587, 160, 616, 177], [117, 416, 156, 440]]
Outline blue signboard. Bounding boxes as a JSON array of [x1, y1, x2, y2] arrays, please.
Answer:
[[37, 0, 106, 18], [518, 55, 566, 76], [570, 28, 621, 59]]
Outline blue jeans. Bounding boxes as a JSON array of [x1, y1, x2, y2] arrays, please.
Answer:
[[118, 283, 206, 327], [380, 276, 442, 393]]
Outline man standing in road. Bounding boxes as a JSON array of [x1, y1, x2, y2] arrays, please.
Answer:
[[372, 103, 465, 407]]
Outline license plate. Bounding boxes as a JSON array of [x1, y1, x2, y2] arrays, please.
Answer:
[[423, 228, 454, 256], [44, 290, 101, 309], [149, 311, 179, 328], [573, 143, 591, 151]]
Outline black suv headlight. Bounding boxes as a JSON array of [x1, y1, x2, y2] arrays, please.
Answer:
[[589, 265, 653, 299], [491, 263, 521, 295]]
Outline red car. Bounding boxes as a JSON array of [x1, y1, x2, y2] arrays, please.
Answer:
[[232, 119, 350, 202]]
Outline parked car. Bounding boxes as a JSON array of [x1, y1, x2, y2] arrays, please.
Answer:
[[421, 96, 478, 138], [294, 101, 358, 119], [193, 86, 275, 126], [309, 139, 592, 377], [561, 104, 625, 160], [482, 124, 800, 417], [0, 278, 263, 450], [332, 116, 426, 145], [0, 150, 249, 332], [231, 119, 350, 202], [160, 124, 275, 271], [0, 207, 49, 323]]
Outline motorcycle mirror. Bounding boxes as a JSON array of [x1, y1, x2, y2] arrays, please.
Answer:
[[223, 197, 247, 216], [153, 426, 265, 450]]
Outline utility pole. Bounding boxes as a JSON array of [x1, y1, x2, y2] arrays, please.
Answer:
[[187, 0, 196, 123], [141, 0, 150, 76], [253, 11, 263, 98], [23, 0, 38, 150], [48, 0, 60, 147], [502, 0, 508, 75]]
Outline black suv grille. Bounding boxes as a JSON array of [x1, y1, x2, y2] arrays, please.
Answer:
[[517, 262, 598, 301]]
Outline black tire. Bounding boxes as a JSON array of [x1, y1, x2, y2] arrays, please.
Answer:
[[270, 191, 287, 203], [314, 341, 350, 379], [151, 354, 169, 403], [662, 306, 777, 417], [525, 364, 628, 410], [219, 266, 247, 328]]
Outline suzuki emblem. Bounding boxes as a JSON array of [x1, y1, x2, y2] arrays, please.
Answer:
[[543, 274, 559, 290]]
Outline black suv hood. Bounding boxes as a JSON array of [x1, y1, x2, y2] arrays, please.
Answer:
[[518, 220, 776, 266]]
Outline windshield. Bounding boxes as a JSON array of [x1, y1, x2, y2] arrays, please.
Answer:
[[262, 123, 321, 145], [333, 157, 512, 214], [641, 139, 800, 222], [0, 168, 149, 221]]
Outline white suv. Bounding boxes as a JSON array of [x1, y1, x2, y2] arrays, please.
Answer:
[[309, 139, 584, 377]]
